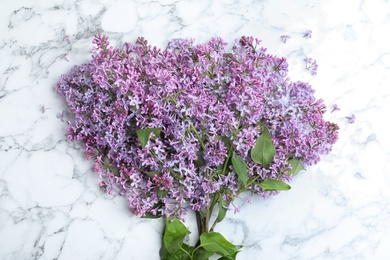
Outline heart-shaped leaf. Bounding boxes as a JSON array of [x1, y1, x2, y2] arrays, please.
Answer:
[[200, 232, 242, 258], [163, 217, 190, 254], [193, 247, 215, 260], [160, 242, 194, 260], [256, 178, 291, 191], [250, 125, 275, 167], [136, 127, 162, 149]]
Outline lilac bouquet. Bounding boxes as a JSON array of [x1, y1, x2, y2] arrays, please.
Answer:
[[57, 34, 338, 259]]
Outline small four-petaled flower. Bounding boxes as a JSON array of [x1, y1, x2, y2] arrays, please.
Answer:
[[280, 35, 291, 44], [303, 30, 312, 38]]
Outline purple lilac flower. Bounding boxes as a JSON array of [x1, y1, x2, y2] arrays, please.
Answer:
[[304, 57, 318, 75], [56, 34, 338, 219], [346, 114, 356, 123], [303, 30, 312, 38], [56, 111, 66, 122], [280, 35, 291, 44], [331, 104, 340, 113]]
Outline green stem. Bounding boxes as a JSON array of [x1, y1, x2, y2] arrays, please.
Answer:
[[180, 247, 192, 258], [222, 116, 241, 174], [195, 169, 212, 249], [190, 122, 205, 150], [246, 175, 260, 187], [195, 211, 202, 247], [204, 169, 210, 233], [209, 214, 219, 232]]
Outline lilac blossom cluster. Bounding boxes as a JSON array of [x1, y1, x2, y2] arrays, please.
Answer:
[[57, 35, 338, 219], [304, 57, 319, 75]]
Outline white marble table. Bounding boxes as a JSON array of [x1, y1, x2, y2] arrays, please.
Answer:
[[1, 0, 390, 259]]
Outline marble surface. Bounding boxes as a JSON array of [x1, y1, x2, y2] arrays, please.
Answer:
[[1, 0, 390, 259]]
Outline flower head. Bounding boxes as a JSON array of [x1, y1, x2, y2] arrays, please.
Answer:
[[57, 35, 338, 219], [304, 57, 318, 75]]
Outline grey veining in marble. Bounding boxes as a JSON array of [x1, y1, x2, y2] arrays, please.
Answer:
[[1, 0, 390, 259]]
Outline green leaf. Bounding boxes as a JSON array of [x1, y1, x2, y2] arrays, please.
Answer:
[[193, 247, 215, 260], [287, 159, 304, 176], [217, 195, 228, 223], [200, 232, 242, 258], [182, 244, 195, 256], [159, 243, 170, 260], [136, 127, 162, 149], [216, 135, 230, 148], [163, 217, 191, 254], [256, 178, 291, 191], [209, 192, 220, 217], [160, 242, 193, 260], [157, 189, 168, 198], [194, 150, 206, 167], [250, 125, 276, 167], [231, 152, 248, 186]]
